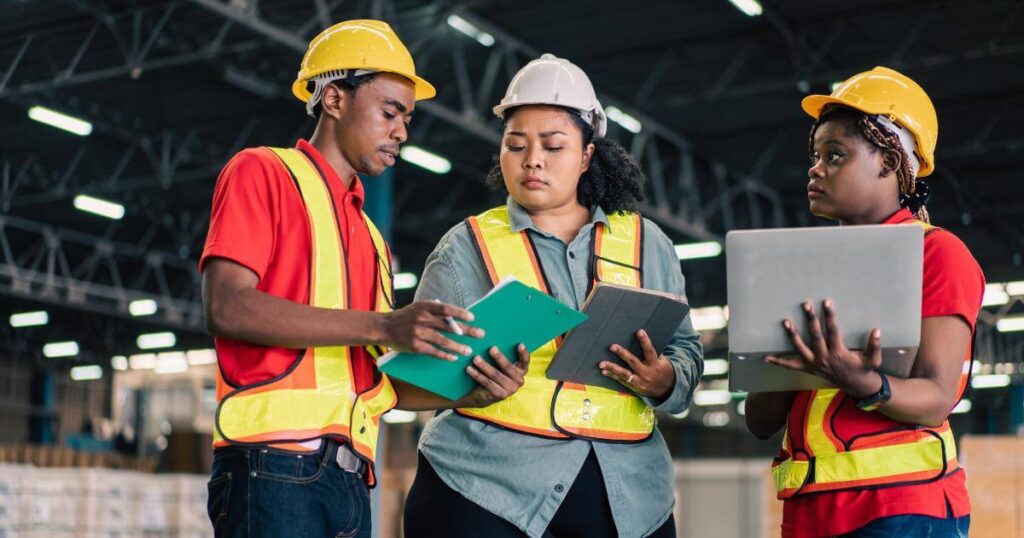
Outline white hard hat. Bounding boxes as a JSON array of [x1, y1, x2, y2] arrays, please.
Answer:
[[493, 53, 607, 138]]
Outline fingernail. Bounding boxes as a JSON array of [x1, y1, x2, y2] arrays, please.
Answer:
[[609, 345, 618, 352], [462, 347, 472, 355], [824, 299, 833, 309], [803, 303, 812, 312], [782, 320, 791, 330], [518, 344, 525, 351], [465, 313, 475, 321], [599, 362, 606, 369], [473, 356, 482, 365], [638, 330, 646, 337], [476, 330, 486, 338], [601, 370, 609, 376]]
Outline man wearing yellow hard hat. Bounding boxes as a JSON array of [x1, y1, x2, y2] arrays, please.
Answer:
[[745, 66, 983, 537], [200, 20, 527, 537]]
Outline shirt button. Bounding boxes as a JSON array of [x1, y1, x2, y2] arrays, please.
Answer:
[[582, 412, 592, 421], [554, 484, 565, 493], [568, 251, 576, 259]]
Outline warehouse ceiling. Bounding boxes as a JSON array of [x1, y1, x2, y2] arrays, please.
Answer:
[[1, 0, 1023, 368]]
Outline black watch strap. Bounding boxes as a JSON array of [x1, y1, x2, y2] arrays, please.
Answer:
[[855, 371, 891, 412]]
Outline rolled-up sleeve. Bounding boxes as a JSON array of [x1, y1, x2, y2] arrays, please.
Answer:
[[639, 221, 704, 414]]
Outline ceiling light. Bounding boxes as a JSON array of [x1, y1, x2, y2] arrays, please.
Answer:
[[400, 146, 451, 174], [129, 299, 158, 316], [28, 105, 92, 136], [674, 241, 722, 260], [606, 106, 643, 134], [137, 332, 176, 350], [70, 365, 103, 381], [9, 310, 48, 328], [446, 14, 495, 47], [74, 194, 125, 220], [727, 0, 763, 16], [43, 341, 79, 358]]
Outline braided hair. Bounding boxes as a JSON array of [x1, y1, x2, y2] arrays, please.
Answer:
[[809, 104, 931, 223], [486, 106, 647, 214]]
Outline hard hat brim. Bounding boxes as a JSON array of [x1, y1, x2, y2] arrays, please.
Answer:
[[291, 70, 437, 103]]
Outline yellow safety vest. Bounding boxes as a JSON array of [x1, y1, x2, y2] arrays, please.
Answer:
[[213, 147, 398, 486], [772, 219, 967, 498], [456, 206, 656, 442]]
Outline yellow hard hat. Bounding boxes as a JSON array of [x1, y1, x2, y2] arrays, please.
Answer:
[[801, 66, 938, 177], [292, 19, 436, 104]]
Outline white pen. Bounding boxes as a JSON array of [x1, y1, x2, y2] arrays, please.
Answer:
[[433, 299, 465, 336]]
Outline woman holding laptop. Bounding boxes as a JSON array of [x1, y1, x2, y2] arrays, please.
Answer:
[[745, 67, 984, 537], [402, 54, 703, 537]]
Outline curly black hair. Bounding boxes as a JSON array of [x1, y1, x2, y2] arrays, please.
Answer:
[[485, 106, 647, 214]]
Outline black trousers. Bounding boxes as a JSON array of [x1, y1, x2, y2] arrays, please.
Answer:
[[404, 450, 676, 538]]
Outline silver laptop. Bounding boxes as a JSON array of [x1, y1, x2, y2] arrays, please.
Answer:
[[726, 224, 924, 392]]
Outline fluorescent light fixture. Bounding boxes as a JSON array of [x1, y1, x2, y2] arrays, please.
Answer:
[[704, 359, 729, 376], [394, 272, 419, 290], [129, 353, 157, 370], [111, 355, 128, 371], [694, 389, 732, 406], [996, 316, 1024, 333], [674, 241, 722, 260], [137, 331, 176, 350], [382, 410, 418, 424], [73, 194, 125, 220], [186, 348, 217, 366], [1006, 281, 1024, 296], [971, 374, 1011, 389], [446, 14, 495, 47], [727, 0, 763, 16], [10, 310, 48, 328], [43, 341, 79, 358], [691, 306, 728, 331], [28, 105, 92, 136], [736, 399, 746, 416], [702, 410, 730, 427], [155, 351, 188, 374], [951, 399, 972, 414], [399, 145, 451, 174], [70, 365, 103, 381], [982, 284, 1009, 307], [129, 299, 158, 316], [606, 106, 643, 134]]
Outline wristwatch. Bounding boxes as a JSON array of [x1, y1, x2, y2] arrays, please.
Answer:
[[855, 371, 891, 412]]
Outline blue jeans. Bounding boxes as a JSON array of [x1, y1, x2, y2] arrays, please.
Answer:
[[206, 440, 371, 538], [839, 512, 970, 537]]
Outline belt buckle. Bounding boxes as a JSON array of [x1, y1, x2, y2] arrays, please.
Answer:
[[334, 443, 364, 477]]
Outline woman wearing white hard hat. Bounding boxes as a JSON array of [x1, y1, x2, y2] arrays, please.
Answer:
[[403, 54, 703, 537]]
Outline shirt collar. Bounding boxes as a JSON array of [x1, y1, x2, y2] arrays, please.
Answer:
[[882, 207, 915, 225], [295, 139, 365, 209], [505, 195, 612, 234]]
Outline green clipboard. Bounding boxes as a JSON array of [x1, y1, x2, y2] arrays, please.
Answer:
[[378, 277, 587, 401]]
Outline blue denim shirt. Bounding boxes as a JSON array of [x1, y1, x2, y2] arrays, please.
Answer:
[[414, 197, 704, 538]]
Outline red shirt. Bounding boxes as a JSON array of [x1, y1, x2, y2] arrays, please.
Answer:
[[782, 209, 985, 537], [200, 139, 380, 394]]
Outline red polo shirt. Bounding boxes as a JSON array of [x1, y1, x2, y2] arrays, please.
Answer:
[[200, 139, 380, 394], [782, 209, 985, 537]]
